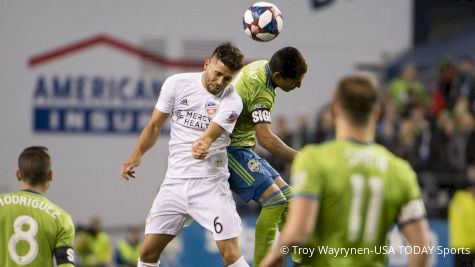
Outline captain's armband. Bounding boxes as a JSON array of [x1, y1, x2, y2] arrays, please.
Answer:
[[398, 198, 426, 226], [251, 108, 271, 124], [54, 246, 75, 265]]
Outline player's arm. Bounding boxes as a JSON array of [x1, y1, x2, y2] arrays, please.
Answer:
[[255, 123, 297, 161], [193, 93, 242, 159], [397, 161, 431, 267], [55, 215, 76, 267], [399, 198, 431, 267], [54, 246, 75, 267], [192, 122, 226, 159], [260, 197, 319, 267], [121, 109, 169, 179], [401, 218, 431, 267]]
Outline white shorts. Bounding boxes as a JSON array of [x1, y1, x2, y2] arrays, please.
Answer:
[[144, 176, 243, 241]]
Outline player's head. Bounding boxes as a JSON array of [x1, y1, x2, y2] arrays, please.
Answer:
[[269, 47, 307, 92], [89, 216, 103, 236], [459, 54, 474, 74], [333, 73, 380, 127], [126, 226, 142, 246], [203, 42, 244, 95], [17, 146, 52, 187]]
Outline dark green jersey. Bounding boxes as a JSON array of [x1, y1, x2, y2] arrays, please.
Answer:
[[230, 60, 276, 147], [0, 190, 75, 267], [291, 140, 424, 267]]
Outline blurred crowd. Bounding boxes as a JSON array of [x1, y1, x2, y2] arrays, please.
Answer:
[[262, 55, 475, 264], [263, 54, 475, 218], [74, 217, 142, 267]]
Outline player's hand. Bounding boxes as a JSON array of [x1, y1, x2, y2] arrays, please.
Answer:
[[192, 139, 210, 160], [121, 156, 141, 180]]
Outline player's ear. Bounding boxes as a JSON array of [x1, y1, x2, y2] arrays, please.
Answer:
[[273, 72, 282, 81], [47, 169, 53, 182], [16, 169, 22, 181], [203, 59, 210, 70]]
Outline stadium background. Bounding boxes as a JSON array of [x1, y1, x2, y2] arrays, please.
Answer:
[[1, 0, 474, 266]]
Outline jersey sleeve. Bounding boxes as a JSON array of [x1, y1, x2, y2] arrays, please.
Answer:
[[56, 213, 75, 248], [155, 76, 176, 113], [54, 213, 76, 266], [398, 160, 423, 202], [291, 146, 324, 200], [244, 79, 273, 124], [249, 95, 273, 124], [212, 90, 243, 133], [396, 160, 426, 225]]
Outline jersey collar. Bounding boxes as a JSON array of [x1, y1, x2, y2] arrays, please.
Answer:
[[20, 189, 42, 195], [265, 63, 276, 91], [343, 138, 375, 146]]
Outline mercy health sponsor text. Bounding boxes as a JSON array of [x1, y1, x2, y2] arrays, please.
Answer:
[[280, 245, 471, 258]]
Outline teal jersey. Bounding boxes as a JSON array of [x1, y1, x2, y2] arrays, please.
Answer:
[[0, 190, 75, 267], [230, 60, 276, 147], [291, 140, 423, 267]]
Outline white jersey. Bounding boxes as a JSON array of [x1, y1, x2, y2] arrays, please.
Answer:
[[156, 72, 243, 179]]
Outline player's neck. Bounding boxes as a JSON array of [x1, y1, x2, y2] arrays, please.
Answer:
[[336, 121, 375, 143], [19, 181, 47, 195]]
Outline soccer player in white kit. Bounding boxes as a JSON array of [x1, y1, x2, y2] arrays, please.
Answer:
[[121, 42, 249, 267]]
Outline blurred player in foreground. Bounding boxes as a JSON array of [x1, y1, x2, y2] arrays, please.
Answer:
[[448, 163, 475, 267], [121, 42, 250, 267], [227, 47, 307, 265], [0, 146, 76, 267], [261, 73, 431, 267]]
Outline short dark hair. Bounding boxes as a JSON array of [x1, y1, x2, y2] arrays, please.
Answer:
[[211, 42, 244, 72], [269, 47, 307, 79], [18, 146, 51, 185], [334, 74, 379, 126]]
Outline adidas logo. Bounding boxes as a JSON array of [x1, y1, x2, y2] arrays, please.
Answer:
[[179, 98, 188, 106]]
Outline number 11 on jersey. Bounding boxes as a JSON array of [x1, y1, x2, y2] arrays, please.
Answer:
[[348, 174, 384, 244]]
